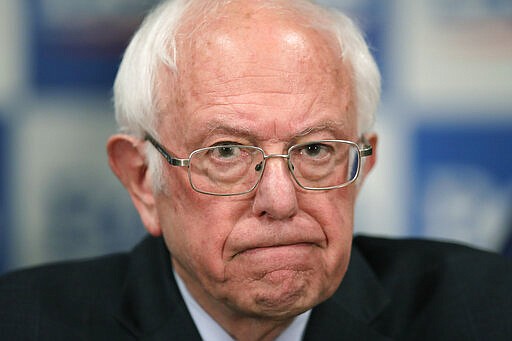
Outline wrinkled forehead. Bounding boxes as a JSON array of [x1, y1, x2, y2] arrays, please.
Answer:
[[156, 0, 354, 141]]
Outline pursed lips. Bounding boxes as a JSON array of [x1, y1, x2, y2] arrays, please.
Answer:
[[236, 242, 316, 256], [229, 238, 325, 260], [225, 218, 327, 260]]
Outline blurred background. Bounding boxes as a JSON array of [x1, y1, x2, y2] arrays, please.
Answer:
[[0, 0, 511, 274]]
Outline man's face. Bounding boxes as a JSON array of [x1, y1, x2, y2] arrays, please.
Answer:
[[154, 5, 360, 319]]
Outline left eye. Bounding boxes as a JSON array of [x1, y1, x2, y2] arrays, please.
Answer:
[[212, 145, 241, 159], [300, 143, 330, 158]]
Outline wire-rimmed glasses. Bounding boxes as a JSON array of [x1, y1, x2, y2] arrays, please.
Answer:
[[145, 134, 372, 196]]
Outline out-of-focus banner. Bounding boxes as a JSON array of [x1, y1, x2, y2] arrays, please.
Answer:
[[395, 0, 512, 107], [10, 110, 145, 270], [412, 121, 512, 252], [29, 0, 158, 90]]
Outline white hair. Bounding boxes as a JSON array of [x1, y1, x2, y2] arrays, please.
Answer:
[[113, 0, 381, 191]]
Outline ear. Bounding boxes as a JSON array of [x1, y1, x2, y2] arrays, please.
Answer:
[[107, 134, 162, 236], [356, 132, 378, 193]]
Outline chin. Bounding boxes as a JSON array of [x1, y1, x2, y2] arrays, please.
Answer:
[[230, 270, 329, 319]]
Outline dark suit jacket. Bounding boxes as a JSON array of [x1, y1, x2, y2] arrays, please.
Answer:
[[1, 235, 511, 340]]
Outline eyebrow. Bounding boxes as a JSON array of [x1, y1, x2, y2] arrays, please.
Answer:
[[205, 121, 253, 137], [202, 117, 348, 143], [199, 123, 255, 147], [295, 120, 347, 138]]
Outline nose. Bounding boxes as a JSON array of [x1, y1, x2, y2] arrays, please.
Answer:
[[252, 155, 298, 219]]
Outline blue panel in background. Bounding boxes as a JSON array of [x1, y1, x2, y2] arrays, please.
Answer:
[[412, 121, 512, 255], [26, 0, 158, 91]]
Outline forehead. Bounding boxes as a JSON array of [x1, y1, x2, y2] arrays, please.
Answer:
[[159, 1, 355, 146]]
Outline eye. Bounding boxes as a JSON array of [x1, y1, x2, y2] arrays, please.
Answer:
[[300, 143, 331, 159], [305, 144, 322, 156], [208, 142, 246, 160], [213, 145, 241, 159]]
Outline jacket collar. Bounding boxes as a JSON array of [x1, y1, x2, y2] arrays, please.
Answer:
[[304, 244, 392, 340], [114, 236, 391, 340], [113, 236, 202, 340]]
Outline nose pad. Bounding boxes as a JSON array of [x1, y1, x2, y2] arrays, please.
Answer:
[[254, 155, 293, 178]]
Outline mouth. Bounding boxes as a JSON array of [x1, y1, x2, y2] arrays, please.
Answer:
[[226, 218, 327, 262], [233, 242, 317, 258]]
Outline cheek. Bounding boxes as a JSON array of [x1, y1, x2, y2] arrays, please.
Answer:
[[303, 189, 355, 238], [300, 189, 355, 269], [159, 172, 245, 281]]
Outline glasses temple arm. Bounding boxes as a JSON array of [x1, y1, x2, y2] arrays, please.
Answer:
[[359, 135, 373, 157], [144, 134, 190, 167]]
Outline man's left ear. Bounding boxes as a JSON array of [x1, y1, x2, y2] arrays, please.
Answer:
[[356, 132, 378, 193]]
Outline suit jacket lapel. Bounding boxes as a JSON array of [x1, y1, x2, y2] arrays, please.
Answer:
[[304, 246, 392, 340], [113, 236, 202, 340]]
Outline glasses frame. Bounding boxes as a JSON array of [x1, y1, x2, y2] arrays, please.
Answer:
[[145, 133, 373, 196]]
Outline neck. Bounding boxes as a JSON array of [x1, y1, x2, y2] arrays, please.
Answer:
[[221, 315, 293, 341]]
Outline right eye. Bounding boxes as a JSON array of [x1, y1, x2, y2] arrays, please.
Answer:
[[211, 145, 242, 160]]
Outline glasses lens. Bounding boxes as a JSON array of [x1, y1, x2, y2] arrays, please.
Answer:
[[289, 141, 360, 189], [188, 145, 264, 195]]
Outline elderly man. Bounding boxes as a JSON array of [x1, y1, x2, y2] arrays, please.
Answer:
[[1, 0, 511, 340]]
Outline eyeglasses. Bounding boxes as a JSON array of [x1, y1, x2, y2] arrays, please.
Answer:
[[145, 134, 372, 196]]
